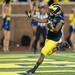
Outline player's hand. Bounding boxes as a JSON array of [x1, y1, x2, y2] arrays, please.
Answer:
[[25, 11, 32, 18], [47, 21, 54, 30]]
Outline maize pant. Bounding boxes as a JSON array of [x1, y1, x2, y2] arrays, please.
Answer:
[[41, 39, 58, 56]]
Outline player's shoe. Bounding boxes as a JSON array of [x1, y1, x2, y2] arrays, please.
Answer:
[[27, 68, 35, 74], [20, 72, 29, 75]]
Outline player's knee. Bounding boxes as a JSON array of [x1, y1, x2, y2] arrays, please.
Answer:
[[41, 53, 45, 58], [4, 37, 10, 42]]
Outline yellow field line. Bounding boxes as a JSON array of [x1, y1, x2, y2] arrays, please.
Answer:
[[0, 63, 75, 68], [0, 72, 20, 75], [36, 70, 75, 73], [0, 58, 54, 61], [0, 64, 23, 68], [0, 61, 75, 64]]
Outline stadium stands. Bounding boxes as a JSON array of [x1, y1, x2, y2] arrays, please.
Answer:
[[0, 2, 75, 50]]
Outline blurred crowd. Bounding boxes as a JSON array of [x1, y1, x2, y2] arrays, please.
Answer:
[[0, 0, 74, 3], [0, 0, 75, 4], [0, 0, 75, 52], [14, 0, 75, 3]]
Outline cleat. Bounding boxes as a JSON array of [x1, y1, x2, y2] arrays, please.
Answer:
[[21, 72, 29, 75], [27, 68, 35, 74]]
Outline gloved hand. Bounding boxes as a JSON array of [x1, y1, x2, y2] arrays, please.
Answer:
[[47, 21, 55, 30], [25, 11, 32, 18]]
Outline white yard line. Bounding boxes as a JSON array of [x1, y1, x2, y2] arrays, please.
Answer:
[[0, 70, 75, 73]]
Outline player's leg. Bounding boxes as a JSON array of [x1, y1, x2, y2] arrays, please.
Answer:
[[70, 26, 75, 50], [3, 29, 6, 52], [27, 39, 58, 74], [41, 27, 47, 47], [5, 30, 10, 51], [33, 26, 41, 53], [29, 20, 38, 51], [66, 26, 72, 48], [2, 16, 10, 52], [3, 30, 10, 52], [27, 53, 45, 74]]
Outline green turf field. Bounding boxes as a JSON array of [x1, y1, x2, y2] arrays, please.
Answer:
[[0, 52, 75, 75]]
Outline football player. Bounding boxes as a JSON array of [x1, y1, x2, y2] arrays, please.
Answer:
[[26, 3, 64, 75]]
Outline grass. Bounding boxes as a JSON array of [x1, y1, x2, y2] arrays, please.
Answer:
[[0, 51, 75, 75]]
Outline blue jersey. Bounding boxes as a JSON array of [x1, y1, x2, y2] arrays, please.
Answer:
[[47, 11, 64, 41], [2, 16, 10, 30], [31, 19, 38, 26]]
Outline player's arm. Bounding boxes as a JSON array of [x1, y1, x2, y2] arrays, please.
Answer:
[[32, 17, 48, 23], [9, 5, 12, 16], [53, 20, 64, 32], [2, 4, 4, 16], [28, 0, 33, 11]]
